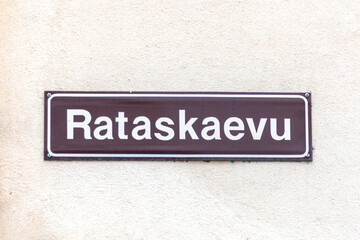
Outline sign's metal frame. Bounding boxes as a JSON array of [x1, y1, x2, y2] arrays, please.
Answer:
[[44, 91, 312, 161]]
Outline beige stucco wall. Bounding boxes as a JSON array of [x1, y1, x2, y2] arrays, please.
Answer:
[[1, 0, 360, 239]]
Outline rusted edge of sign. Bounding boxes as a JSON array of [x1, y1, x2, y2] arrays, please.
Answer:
[[44, 91, 312, 162]]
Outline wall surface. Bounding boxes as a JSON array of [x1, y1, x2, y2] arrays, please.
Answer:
[[1, 0, 360, 239]]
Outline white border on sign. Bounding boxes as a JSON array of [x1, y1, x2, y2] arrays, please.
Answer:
[[47, 93, 309, 158]]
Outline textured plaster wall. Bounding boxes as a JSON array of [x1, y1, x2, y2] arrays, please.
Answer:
[[1, 0, 360, 239]]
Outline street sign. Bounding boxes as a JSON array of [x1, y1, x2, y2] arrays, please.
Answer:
[[45, 92, 312, 161]]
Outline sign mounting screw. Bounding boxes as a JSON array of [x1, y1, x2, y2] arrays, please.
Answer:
[[306, 153, 310, 157], [305, 93, 310, 98], [47, 153, 51, 158], [47, 93, 51, 97]]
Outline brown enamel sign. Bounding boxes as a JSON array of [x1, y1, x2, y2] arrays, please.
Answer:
[[44, 92, 312, 161]]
